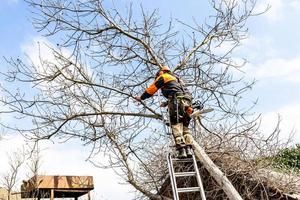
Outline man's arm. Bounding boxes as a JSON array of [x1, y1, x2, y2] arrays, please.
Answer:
[[135, 76, 165, 101]]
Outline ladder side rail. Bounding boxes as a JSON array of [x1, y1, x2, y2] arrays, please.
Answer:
[[192, 154, 207, 200], [167, 154, 180, 200]]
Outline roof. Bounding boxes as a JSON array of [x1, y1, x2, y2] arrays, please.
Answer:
[[21, 175, 94, 199]]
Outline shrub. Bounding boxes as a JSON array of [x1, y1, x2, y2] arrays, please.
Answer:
[[272, 144, 300, 173]]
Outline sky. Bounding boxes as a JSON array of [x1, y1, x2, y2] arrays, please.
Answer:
[[1, 0, 300, 199]]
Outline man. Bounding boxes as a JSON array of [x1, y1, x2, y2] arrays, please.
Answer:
[[134, 66, 194, 158]]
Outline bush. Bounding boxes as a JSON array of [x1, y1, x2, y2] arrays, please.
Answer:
[[272, 144, 300, 173]]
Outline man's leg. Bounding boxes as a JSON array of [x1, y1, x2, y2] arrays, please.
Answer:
[[183, 126, 194, 157], [182, 102, 194, 157], [169, 98, 187, 158], [171, 123, 187, 158]]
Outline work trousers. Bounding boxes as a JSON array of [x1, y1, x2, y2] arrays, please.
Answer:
[[168, 95, 193, 147]]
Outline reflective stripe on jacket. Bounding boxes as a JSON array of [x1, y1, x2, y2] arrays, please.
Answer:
[[140, 73, 186, 100]]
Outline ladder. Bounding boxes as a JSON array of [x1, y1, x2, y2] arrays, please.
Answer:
[[167, 152, 206, 200]]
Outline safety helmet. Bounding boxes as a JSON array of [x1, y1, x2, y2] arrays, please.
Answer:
[[155, 66, 171, 78], [161, 66, 170, 72]]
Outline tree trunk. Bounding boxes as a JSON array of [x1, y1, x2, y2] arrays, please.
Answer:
[[192, 140, 243, 200], [7, 189, 11, 200]]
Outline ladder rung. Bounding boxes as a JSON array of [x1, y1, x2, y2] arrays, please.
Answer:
[[174, 171, 196, 177], [171, 158, 193, 162], [177, 187, 201, 193]]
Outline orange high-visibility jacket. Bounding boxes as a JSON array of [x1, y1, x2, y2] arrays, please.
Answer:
[[140, 73, 188, 100]]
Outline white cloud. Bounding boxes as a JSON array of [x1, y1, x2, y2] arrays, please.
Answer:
[[15, 37, 136, 199], [261, 104, 300, 144], [0, 134, 28, 187], [289, 0, 300, 8], [241, 36, 278, 60], [0, 136, 135, 199], [21, 36, 92, 82], [20, 36, 95, 111], [255, 0, 283, 22], [256, 0, 300, 22], [21, 37, 62, 75], [41, 143, 135, 199], [245, 56, 300, 82]]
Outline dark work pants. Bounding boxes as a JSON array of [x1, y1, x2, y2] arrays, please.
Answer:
[[168, 97, 193, 147]]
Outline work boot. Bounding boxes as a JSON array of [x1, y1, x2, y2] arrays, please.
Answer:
[[185, 145, 193, 158], [177, 147, 187, 159]]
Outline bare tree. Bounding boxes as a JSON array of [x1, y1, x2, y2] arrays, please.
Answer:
[[21, 142, 44, 199], [26, 143, 42, 179], [24, 143, 43, 200], [1, 149, 25, 200], [0, 0, 289, 199]]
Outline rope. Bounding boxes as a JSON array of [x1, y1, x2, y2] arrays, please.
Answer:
[[157, 91, 170, 136]]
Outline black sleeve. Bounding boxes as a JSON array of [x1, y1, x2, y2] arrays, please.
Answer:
[[140, 76, 165, 100], [140, 91, 152, 100]]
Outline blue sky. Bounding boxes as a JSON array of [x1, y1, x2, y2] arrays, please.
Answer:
[[1, 0, 300, 199], [0, 0, 34, 57]]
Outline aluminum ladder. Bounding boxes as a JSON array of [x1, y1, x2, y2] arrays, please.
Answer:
[[167, 152, 206, 200]]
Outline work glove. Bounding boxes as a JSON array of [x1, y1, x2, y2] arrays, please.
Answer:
[[133, 96, 141, 101]]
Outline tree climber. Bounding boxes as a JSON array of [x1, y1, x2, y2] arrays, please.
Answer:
[[134, 66, 194, 158]]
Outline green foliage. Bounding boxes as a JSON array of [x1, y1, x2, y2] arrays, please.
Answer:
[[272, 144, 300, 174]]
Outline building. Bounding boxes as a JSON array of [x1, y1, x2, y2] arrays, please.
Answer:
[[21, 175, 94, 200], [0, 188, 21, 200]]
